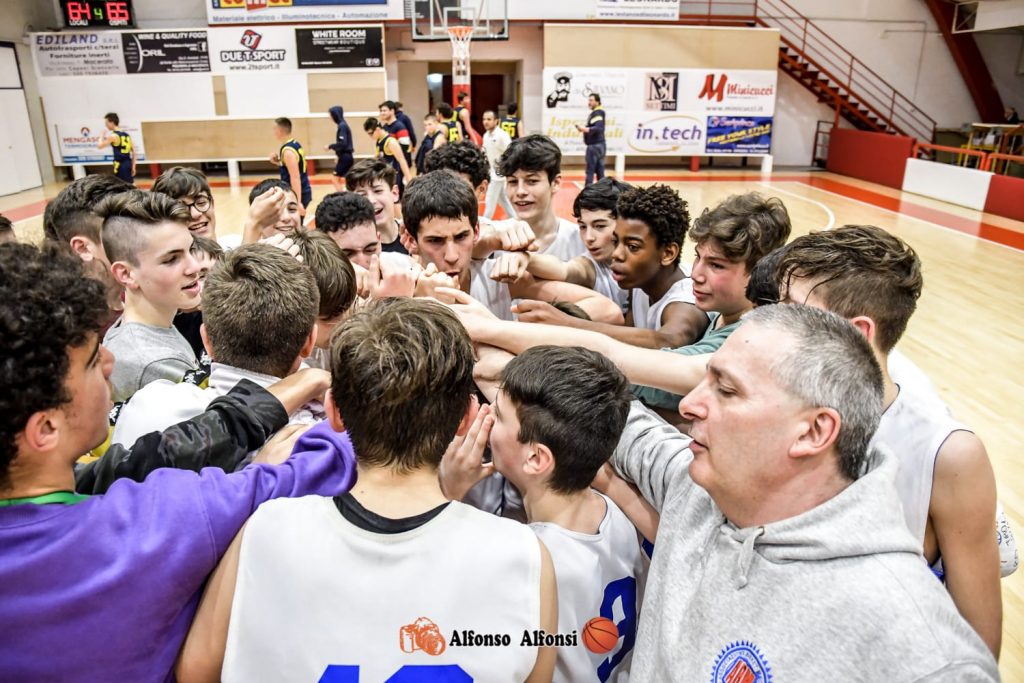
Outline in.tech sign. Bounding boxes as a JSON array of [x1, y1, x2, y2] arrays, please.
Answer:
[[628, 114, 704, 154]]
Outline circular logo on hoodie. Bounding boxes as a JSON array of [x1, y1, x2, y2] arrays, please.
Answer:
[[711, 641, 772, 683]]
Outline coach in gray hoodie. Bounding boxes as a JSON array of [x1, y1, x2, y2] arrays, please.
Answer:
[[614, 304, 998, 681]]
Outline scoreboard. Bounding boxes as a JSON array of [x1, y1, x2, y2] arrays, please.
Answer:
[[59, 1, 135, 28]]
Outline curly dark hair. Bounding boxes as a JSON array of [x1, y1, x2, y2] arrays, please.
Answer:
[[423, 140, 490, 189], [43, 174, 132, 244], [315, 192, 376, 234], [0, 243, 107, 486], [615, 184, 690, 265]]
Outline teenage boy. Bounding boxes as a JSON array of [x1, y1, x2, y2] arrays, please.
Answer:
[[630, 192, 791, 410], [482, 110, 517, 220], [326, 105, 354, 191], [518, 184, 709, 349], [364, 117, 412, 199], [290, 230, 358, 370], [98, 190, 201, 402], [345, 159, 408, 255], [478, 135, 588, 261], [152, 166, 218, 240], [443, 346, 645, 682], [416, 114, 447, 174], [0, 242, 358, 681], [576, 94, 605, 186], [246, 179, 302, 239], [175, 298, 557, 683], [97, 112, 136, 184], [378, 99, 413, 166], [315, 191, 385, 270], [404, 170, 622, 323], [501, 102, 523, 140], [524, 178, 630, 311], [110, 243, 333, 448], [438, 102, 462, 142], [777, 225, 1003, 655], [270, 117, 312, 211], [43, 174, 132, 325], [455, 91, 481, 143]]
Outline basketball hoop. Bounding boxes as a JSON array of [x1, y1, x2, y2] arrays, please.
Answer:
[[447, 26, 474, 81]]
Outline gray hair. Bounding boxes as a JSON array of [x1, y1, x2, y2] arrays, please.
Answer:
[[742, 304, 883, 480]]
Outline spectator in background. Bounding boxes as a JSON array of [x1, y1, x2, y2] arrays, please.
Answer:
[[576, 93, 606, 186], [416, 114, 447, 175], [378, 100, 413, 168], [394, 101, 418, 152], [501, 102, 524, 140], [1004, 107, 1020, 125], [481, 110, 516, 220], [270, 117, 312, 212], [326, 106, 354, 192]]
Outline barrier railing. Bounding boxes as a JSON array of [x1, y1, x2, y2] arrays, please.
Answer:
[[983, 153, 1024, 174], [913, 141, 988, 168]]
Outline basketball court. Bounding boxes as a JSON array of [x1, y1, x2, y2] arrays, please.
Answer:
[[1, 0, 1023, 677]]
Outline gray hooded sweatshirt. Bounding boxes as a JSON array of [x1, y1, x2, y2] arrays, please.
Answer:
[[612, 402, 999, 682]]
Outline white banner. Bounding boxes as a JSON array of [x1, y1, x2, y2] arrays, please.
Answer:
[[56, 122, 146, 164], [207, 0, 403, 25], [32, 32, 126, 78], [595, 0, 679, 20], [208, 26, 297, 73], [543, 67, 777, 155]]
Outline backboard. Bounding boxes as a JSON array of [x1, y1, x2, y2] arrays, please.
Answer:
[[410, 0, 509, 41]]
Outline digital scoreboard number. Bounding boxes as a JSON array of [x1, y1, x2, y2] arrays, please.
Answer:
[[60, 1, 135, 28]]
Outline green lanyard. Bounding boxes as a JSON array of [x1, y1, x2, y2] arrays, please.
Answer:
[[0, 491, 88, 507]]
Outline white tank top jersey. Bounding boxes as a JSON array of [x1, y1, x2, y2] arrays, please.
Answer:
[[584, 252, 630, 313], [629, 273, 697, 331], [222, 496, 543, 683], [887, 349, 948, 414], [530, 493, 648, 683], [470, 258, 515, 321], [542, 218, 588, 262], [870, 386, 968, 543]]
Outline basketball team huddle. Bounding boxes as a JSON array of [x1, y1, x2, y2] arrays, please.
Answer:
[[0, 128, 1015, 682]]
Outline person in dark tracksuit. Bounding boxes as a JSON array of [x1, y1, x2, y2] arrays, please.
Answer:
[[576, 93, 606, 186], [327, 105, 354, 192]]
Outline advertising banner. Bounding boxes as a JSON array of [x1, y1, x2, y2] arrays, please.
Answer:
[[208, 0, 402, 24], [56, 121, 146, 163], [595, 0, 679, 21], [33, 32, 126, 78], [705, 116, 773, 154], [296, 26, 383, 69], [208, 25, 297, 72], [121, 31, 211, 74], [544, 67, 776, 155]]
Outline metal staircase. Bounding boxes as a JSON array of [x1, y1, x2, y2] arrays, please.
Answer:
[[679, 1, 937, 142]]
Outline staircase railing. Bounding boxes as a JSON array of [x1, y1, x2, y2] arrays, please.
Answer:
[[679, 1, 937, 141]]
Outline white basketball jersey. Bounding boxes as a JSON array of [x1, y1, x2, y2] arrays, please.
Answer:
[[630, 272, 696, 332], [584, 252, 629, 313], [870, 387, 967, 543], [530, 493, 648, 683], [222, 496, 543, 683], [542, 219, 588, 262], [470, 259, 515, 321], [887, 350, 947, 414]]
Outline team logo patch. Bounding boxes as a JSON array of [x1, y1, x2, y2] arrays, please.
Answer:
[[711, 641, 772, 683]]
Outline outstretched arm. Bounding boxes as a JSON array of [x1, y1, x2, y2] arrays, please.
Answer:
[[526, 253, 595, 288], [516, 299, 707, 349], [510, 278, 624, 325]]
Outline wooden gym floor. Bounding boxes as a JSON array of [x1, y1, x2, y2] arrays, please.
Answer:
[[2, 168, 1022, 677]]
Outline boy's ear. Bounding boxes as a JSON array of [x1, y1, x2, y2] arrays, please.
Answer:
[[475, 179, 488, 203], [200, 324, 215, 360], [524, 442, 555, 479], [299, 325, 317, 360], [660, 242, 681, 268], [109, 261, 137, 289], [69, 236, 97, 261], [455, 394, 481, 437], [389, 185, 400, 203], [325, 390, 345, 432], [550, 173, 562, 195]]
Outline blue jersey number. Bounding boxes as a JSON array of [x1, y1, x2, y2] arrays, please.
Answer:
[[319, 665, 471, 682], [596, 576, 638, 682]]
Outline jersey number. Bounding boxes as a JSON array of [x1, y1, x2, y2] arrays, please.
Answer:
[[319, 665, 471, 682], [597, 576, 638, 682]]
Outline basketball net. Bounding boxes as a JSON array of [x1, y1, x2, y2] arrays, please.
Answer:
[[448, 26, 473, 92]]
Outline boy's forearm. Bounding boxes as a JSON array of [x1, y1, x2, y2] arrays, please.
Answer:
[[526, 253, 571, 283]]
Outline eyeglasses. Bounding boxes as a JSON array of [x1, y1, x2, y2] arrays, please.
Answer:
[[180, 195, 212, 213]]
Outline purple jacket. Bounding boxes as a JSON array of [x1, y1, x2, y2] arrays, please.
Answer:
[[0, 421, 356, 682]]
